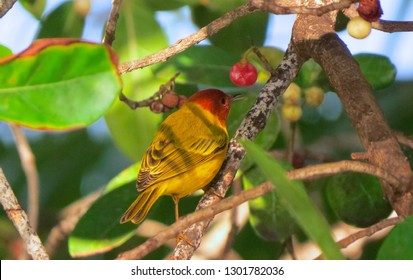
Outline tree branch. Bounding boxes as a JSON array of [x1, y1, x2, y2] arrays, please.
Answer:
[[44, 189, 102, 258], [0, 0, 17, 18], [293, 13, 413, 216], [314, 216, 403, 259], [287, 160, 400, 186], [343, 5, 413, 33], [0, 167, 49, 260], [10, 124, 39, 232], [118, 2, 258, 74], [337, 216, 403, 249], [251, 0, 355, 16], [102, 0, 124, 46]]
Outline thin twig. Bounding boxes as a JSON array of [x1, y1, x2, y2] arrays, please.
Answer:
[[102, 0, 124, 46], [10, 124, 39, 232], [314, 216, 403, 259], [116, 183, 273, 260], [338, 216, 403, 249], [45, 189, 102, 257], [252, 46, 275, 73], [118, 2, 258, 74], [394, 132, 413, 150], [0, 167, 49, 260], [119, 73, 180, 110], [287, 160, 400, 186], [343, 5, 413, 33]]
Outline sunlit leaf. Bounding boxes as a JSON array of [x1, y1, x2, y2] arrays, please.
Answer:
[[0, 44, 12, 59], [0, 39, 121, 130], [242, 140, 345, 260]]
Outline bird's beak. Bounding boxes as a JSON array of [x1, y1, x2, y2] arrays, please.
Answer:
[[231, 94, 244, 102]]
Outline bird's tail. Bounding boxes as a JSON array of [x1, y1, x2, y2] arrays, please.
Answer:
[[120, 188, 161, 224]]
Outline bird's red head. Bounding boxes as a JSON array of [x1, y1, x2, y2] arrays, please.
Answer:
[[187, 89, 232, 126]]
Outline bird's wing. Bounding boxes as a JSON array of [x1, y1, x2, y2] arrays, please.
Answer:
[[136, 121, 228, 192]]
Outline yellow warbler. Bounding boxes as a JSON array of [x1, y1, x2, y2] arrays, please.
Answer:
[[120, 89, 235, 224]]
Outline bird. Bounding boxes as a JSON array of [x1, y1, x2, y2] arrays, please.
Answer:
[[120, 88, 235, 224]]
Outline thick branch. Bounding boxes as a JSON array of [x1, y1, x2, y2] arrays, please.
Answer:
[[251, 0, 355, 16], [292, 13, 413, 215], [0, 167, 49, 260], [171, 42, 304, 260], [118, 3, 257, 74]]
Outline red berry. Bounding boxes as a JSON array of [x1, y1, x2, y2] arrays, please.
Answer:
[[150, 100, 164, 113], [229, 61, 258, 87], [357, 0, 383, 22], [161, 91, 179, 108]]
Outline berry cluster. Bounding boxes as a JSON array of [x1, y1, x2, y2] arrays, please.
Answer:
[[150, 91, 187, 113], [281, 83, 325, 122]]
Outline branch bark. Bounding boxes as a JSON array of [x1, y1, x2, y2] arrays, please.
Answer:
[[0, 167, 49, 260], [102, 0, 123, 46], [292, 12, 413, 216], [118, 2, 258, 74], [0, 0, 17, 18], [10, 125, 40, 232]]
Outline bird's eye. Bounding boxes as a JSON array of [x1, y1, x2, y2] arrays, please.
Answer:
[[220, 97, 227, 105]]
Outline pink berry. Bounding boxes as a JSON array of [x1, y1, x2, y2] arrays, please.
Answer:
[[229, 61, 258, 87]]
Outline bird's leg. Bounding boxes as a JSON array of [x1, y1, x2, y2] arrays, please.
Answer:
[[172, 195, 180, 222]]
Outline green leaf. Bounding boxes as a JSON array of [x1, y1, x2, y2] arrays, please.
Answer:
[[20, 0, 46, 19], [354, 54, 396, 91], [243, 166, 298, 242], [0, 39, 121, 130], [325, 172, 392, 228], [377, 215, 413, 260], [69, 185, 138, 258], [70, 179, 200, 257], [105, 0, 167, 161], [0, 44, 12, 59], [104, 161, 141, 193], [191, 4, 269, 55], [154, 45, 239, 88], [242, 140, 344, 260], [36, 1, 85, 38]]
